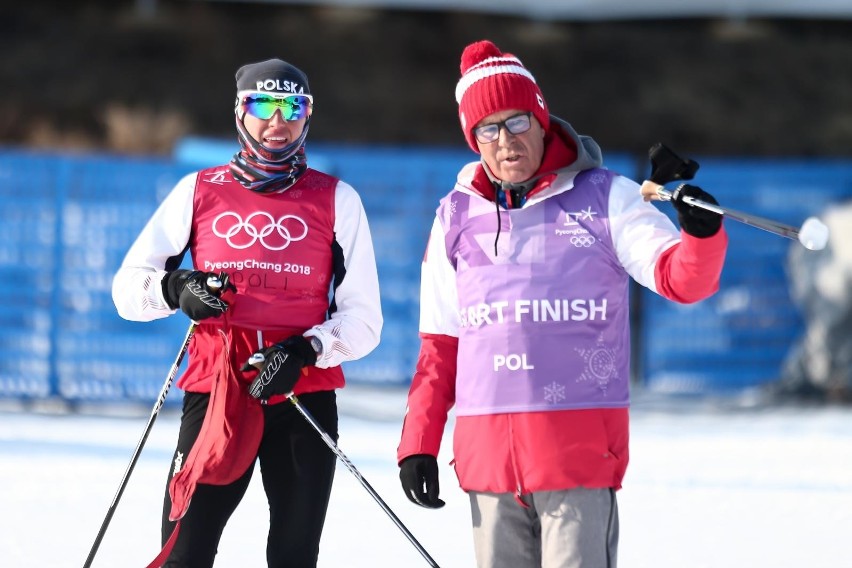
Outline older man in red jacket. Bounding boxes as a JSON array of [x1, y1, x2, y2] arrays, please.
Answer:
[[397, 39, 727, 568]]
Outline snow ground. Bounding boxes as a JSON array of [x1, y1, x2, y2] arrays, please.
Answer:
[[1, 386, 851, 568]]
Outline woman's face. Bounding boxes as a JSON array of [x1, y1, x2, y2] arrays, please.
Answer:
[[238, 93, 311, 150]]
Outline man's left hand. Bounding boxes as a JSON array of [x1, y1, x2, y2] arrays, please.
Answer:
[[671, 184, 723, 238]]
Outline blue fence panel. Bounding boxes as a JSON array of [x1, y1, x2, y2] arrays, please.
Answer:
[[1, 143, 849, 406], [0, 153, 59, 398], [0, 148, 195, 405], [640, 158, 852, 393], [58, 156, 196, 403]]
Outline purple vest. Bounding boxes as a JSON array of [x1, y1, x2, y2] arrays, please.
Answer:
[[441, 169, 631, 416]]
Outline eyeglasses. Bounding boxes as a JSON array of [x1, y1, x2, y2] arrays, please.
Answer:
[[237, 91, 313, 121], [473, 112, 533, 144]]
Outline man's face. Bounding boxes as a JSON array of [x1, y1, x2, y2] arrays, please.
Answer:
[[474, 109, 545, 184]]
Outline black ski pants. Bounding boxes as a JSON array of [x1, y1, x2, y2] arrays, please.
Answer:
[[162, 390, 338, 568]]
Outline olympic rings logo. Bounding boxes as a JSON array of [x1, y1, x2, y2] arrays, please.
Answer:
[[570, 235, 596, 247], [212, 211, 308, 250]]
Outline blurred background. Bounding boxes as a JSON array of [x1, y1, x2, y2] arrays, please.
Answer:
[[1, 0, 852, 411]]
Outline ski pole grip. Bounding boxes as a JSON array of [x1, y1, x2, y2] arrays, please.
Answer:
[[206, 275, 223, 292], [659, 184, 726, 216]]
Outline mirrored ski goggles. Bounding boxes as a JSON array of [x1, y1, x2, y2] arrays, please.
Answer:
[[237, 91, 313, 121], [473, 112, 533, 144]]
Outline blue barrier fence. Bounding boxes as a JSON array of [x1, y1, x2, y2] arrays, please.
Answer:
[[0, 142, 849, 406]]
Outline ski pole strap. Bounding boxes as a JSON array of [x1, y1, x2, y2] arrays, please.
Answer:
[[145, 521, 181, 568]]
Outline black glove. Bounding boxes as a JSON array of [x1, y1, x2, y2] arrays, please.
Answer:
[[242, 335, 317, 400], [399, 454, 445, 509], [671, 184, 723, 238], [162, 270, 234, 321]]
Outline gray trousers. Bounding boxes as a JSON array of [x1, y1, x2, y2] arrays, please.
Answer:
[[469, 488, 619, 568]]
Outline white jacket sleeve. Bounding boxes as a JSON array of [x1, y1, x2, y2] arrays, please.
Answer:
[[111, 173, 196, 322], [418, 216, 461, 337], [305, 181, 383, 368], [607, 174, 681, 292]]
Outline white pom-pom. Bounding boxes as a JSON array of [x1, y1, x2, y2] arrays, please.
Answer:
[[798, 217, 829, 251]]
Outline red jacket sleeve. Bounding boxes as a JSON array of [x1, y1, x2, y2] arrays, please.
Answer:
[[396, 332, 458, 464], [654, 227, 728, 304]]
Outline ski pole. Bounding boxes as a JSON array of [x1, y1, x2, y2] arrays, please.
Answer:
[[643, 142, 829, 250], [83, 273, 226, 568], [653, 184, 829, 250], [82, 320, 196, 568], [289, 395, 441, 567]]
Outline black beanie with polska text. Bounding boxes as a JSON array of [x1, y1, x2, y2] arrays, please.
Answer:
[[235, 58, 310, 96]]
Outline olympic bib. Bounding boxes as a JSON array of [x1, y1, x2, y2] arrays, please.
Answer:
[[191, 167, 337, 330]]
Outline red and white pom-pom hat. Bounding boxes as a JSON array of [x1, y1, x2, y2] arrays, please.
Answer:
[[455, 40, 550, 153]]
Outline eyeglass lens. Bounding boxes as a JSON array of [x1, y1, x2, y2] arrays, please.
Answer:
[[474, 113, 532, 143]]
